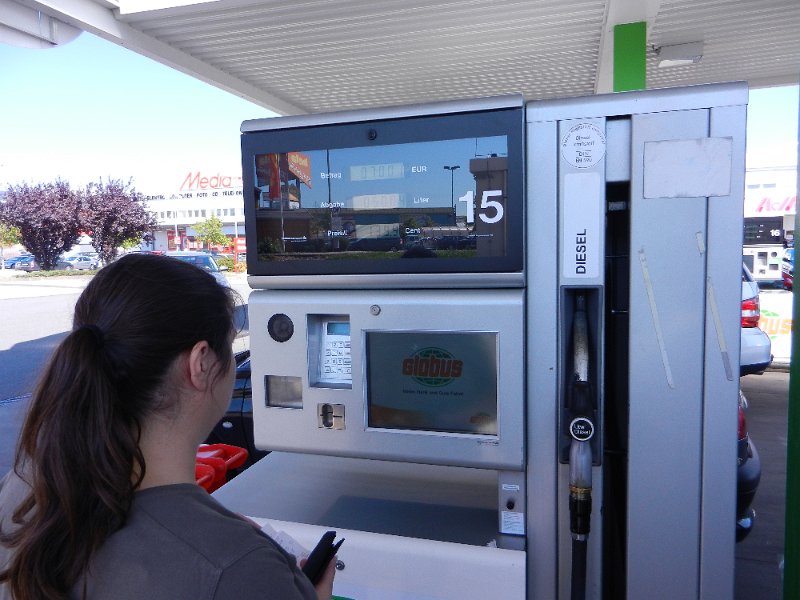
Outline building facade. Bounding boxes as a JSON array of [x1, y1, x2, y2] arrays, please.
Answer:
[[743, 164, 797, 283], [141, 169, 246, 252]]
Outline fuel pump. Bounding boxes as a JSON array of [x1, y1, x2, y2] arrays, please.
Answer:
[[567, 294, 594, 600], [528, 82, 747, 600], [214, 82, 747, 600]]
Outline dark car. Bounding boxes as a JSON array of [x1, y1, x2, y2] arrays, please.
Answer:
[[736, 390, 761, 541], [348, 237, 401, 252], [166, 251, 230, 287], [204, 350, 268, 478], [782, 247, 793, 290], [13, 255, 40, 271]]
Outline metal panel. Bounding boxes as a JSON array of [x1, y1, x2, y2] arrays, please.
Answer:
[[249, 288, 526, 471], [525, 116, 560, 600], [556, 116, 606, 600], [698, 101, 746, 600], [627, 107, 710, 600]]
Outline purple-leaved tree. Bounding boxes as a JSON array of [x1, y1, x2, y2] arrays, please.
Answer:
[[0, 181, 82, 270], [81, 178, 158, 264]]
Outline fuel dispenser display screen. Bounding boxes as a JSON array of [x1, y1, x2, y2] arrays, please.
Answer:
[[241, 104, 524, 277], [365, 331, 498, 435]]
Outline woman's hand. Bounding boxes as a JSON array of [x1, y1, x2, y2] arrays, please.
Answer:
[[313, 555, 337, 600], [299, 555, 337, 600]]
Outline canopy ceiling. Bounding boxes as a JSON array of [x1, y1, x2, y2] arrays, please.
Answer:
[[3, 0, 799, 115]]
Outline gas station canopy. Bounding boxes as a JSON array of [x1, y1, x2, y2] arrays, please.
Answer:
[[2, 0, 799, 115]]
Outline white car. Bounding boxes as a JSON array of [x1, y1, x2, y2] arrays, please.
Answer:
[[740, 264, 772, 375]]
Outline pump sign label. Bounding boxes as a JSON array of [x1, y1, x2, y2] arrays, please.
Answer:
[[561, 122, 606, 169], [562, 172, 602, 279]]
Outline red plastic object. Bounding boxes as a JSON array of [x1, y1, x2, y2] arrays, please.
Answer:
[[195, 444, 249, 493], [195, 462, 216, 492]]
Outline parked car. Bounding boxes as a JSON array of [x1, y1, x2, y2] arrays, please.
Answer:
[[348, 237, 401, 252], [782, 247, 793, 291], [735, 263, 768, 541], [205, 350, 267, 479], [741, 263, 773, 375], [166, 251, 230, 287], [13, 255, 40, 271], [3, 254, 31, 269], [736, 390, 760, 541], [56, 255, 99, 271]]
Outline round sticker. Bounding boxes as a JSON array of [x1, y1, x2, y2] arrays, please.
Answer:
[[570, 417, 595, 441], [561, 123, 606, 169]]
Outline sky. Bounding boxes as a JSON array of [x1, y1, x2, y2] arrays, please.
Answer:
[[0, 32, 270, 193], [0, 32, 797, 194]]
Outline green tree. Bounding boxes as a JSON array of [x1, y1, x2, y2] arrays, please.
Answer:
[[193, 215, 228, 250], [0, 223, 21, 268], [120, 237, 143, 251], [0, 181, 82, 270], [81, 178, 158, 264]]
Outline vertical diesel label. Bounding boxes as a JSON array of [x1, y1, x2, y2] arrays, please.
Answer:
[[562, 172, 602, 279]]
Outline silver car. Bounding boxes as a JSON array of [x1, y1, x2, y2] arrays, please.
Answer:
[[57, 255, 98, 271], [740, 264, 772, 375]]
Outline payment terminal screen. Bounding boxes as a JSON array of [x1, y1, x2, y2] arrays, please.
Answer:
[[365, 331, 498, 435]]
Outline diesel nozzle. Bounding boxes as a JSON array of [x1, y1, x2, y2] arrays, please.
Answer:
[[566, 293, 595, 600]]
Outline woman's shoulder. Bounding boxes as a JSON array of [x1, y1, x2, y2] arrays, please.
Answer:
[[132, 484, 275, 560], [87, 484, 317, 599]]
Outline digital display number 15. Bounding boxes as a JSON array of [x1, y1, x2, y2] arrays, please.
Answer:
[[458, 190, 504, 224]]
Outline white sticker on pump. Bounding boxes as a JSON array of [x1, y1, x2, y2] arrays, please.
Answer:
[[501, 511, 526, 535], [562, 172, 602, 279], [561, 122, 606, 169]]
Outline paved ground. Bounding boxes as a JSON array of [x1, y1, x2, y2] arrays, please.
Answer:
[[737, 370, 789, 599]]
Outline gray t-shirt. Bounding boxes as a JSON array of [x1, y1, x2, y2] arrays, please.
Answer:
[[0, 473, 318, 600], [0, 470, 30, 600]]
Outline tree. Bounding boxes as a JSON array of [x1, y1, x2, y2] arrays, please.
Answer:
[[193, 215, 228, 250], [0, 223, 21, 267], [0, 181, 82, 270], [81, 178, 157, 264]]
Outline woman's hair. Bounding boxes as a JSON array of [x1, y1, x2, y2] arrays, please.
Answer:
[[0, 253, 238, 600]]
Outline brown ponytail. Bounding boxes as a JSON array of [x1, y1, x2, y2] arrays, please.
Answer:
[[0, 253, 237, 599]]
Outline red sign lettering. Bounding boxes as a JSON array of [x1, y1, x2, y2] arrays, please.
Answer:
[[180, 171, 243, 191]]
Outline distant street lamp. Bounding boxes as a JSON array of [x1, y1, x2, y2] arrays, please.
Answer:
[[443, 165, 460, 224]]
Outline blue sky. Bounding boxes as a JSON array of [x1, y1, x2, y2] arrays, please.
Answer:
[[0, 32, 797, 193], [0, 32, 269, 192]]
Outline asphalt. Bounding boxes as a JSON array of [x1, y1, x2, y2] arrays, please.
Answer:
[[737, 371, 789, 599]]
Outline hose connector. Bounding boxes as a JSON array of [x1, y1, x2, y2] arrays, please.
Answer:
[[569, 437, 593, 539]]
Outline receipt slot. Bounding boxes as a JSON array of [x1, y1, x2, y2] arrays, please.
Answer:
[[213, 83, 748, 600]]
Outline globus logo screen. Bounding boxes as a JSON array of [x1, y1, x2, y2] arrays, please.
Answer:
[[366, 330, 498, 435], [401, 347, 463, 387]]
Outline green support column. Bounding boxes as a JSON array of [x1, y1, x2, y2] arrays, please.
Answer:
[[785, 123, 800, 599], [613, 22, 646, 92]]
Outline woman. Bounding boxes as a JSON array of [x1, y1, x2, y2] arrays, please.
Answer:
[[0, 253, 334, 600]]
